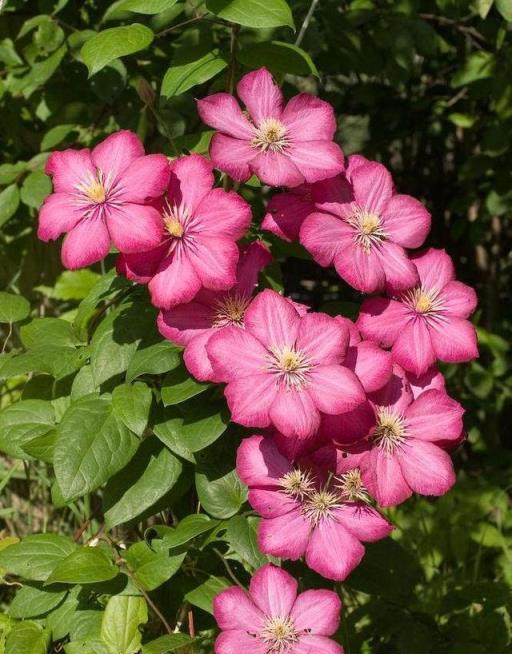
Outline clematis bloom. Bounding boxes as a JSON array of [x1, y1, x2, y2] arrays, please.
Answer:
[[357, 248, 479, 375], [300, 155, 431, 293], [39, 130, 171, 269], [214, 563, 344, 654], [157, 241, 272, 382], [237, 436, 393, 581], [116, 154, 251, 309], [197, 67, 344, 188], [206, 289, 366, 440]]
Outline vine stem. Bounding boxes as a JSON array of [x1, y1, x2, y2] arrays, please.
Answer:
[[295, 0, 320, 47], [223, 23, 240, 191]]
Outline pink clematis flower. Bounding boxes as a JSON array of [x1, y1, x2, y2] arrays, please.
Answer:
[[334, 366, 464, 507], [356, 248, 479, 376], [39, 130, 171, 269], [206, 289, 366, 440], [157, 241, 272, 382], [214, 563, 344, 654], [299, 155, 431, 293], [197, 67, 344, 188], [116, 154, 252, 309], [237, 436, 393, 581], [262, 183, 316, 242]]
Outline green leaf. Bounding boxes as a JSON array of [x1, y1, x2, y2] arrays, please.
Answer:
[[195, 464, 247, 519], [116, 0, 179, 13], [11, 44, 67, 98], [21, 429, 58, 463], [185, 576, 230, 614], [20, 318, 80, 349], [447, 112, 476, 128], [100, 595, 148, 654], [81, 24, 154, 77], [40, 124, 77, 151], [0, 184, 19, 228], [226, 516, 270, 569], [0, 292, 30, 323], [126, 341, 181, 383], [65, 642, 110, 654], [162, 514, 219, 549], [0, 400, 56, 459], [103, 437, 182, 529], [161, 49, 228, 97], [161, 365, 210, 405], [46, 585, 81, 640], [0, 162, 27, 185], [476, 0, 494, 18], [0, 346, 87, 381], [206, 0, 294, 28], [5, 621, 50, 654], [112, 383, 152, 436], [9, 584, 67, 618], [46, 547, 119, 585], [141, 634, 194, 654], [54, 395, 139, 502], [20, 170, 52, 209], [496, 0, 512, 20], [451, 51, 496, 88], [125, 540, 185, 591], [52, 270, 102, 301], [470, 523, 507, 548], [0, 534, 76, 581], [238, 41, 317, 76], [173, 131, 214, 155]]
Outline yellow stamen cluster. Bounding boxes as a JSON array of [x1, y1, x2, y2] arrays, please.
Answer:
[[337, 469, 369, 502], [348, 207, 387, 254], [402, 286, 444, 316], [252, 118, 289, 153], [260, 616, 298, 653], [303, 489, 342, 525], [267, 346, 311, 389], [212, 293, 251, 328], [373, 408, 408, 455], [280, 469, 315, 499]]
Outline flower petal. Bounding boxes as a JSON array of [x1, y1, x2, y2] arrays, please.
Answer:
[[251, 151, 304, 188], [269, 388, 320, 439], [281, 94, 337, 141], [405, 389, 464, 443], [116, 244, 167, 284], [300, 212, 352, 267], [262, 186, 315, 242], [225, 375, 278, 429], [193, 188, 251, 240], [237, 68, 284, 124], [61, 216, 110, 269], [332, 504, 393, 542], [441, 281, 478, 319], [294, 635, 344, 654], [249, 563, 298, 617], [236, 435, 291, 487], [410, 248, 455, 290], [187, 235, 238, 290], [168, 154, 214, 213], [381, 194, 431, 248], [209, 134, 256, 183], [287, 140, 344, 184], [235, 242, 272, 297], [157, 301, 214, 346], [115, 154, 170, 203], [377, 241, 419, 293], [351, 160, 393, 214], [305, 518, 365, 581], [345, 342, 393, 393], [148, 253, 202, 309], [258, 510, 310, 560], [296, 312, 349, 365], [183, 330, 217, 381], [392, 318, 436, 376], [429, 316, 478, 365], [369, 365, 413, 414], [214, 631, 267, 654], [213, 587, 264, 631], [106, 203, 163, 253], [45, 149, 95, 194], [361, 447, 412, 507], [244, 289, 301, 349], [357, 297, 412, 347], [320, 402, 375, 444], [197, 92, 254, 139], [406, 367, 446, 399], [38, 192, 83, 241], [308, 365, 365, 415], [91, 130, 144, 184], [207, 326, 270, 381], [397, 439, 456, 497], [334, 244, 386, 294], [291, 590, 341, 636], [249, 488, 300, 519]]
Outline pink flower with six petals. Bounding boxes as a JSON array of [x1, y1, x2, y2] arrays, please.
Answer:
[[197, 67, 344, 188]]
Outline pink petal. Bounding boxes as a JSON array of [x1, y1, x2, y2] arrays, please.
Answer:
[[106, 203, 163, 253], [320, 402, 376, 445], [251, 150, 304, 188], [333, 440, 372, 473], [214, 631, 266, 654], [168, 154, 214, 213], [183, 330, 217, 381], [262, 186, 316, 242], [244, 289, 301, 349], [236, 435, 290, 487], [157, 301, 214, 346], [249, 488, 300, 519], [291, 590, 341, 636], [294, 635, 344, 654], [357, 297, 412, 347], [406, 367, 446, 399], [213, 587, 264, 631], [187, 235, 238, 290], [116, 244, 167, 284], [369, 365, 413, 415], [429, 316, 478, 365], [296, 313, 349, 365], [397, 439, 456, 496], [300, 212, 352, 267], [91, 130, 144, 184], [148, 253, 202, 309], [287, 140, 344, 184], [404, 389, 464, 443], [206, 326, 270, 381], [116, 154, 170, 203], [249, 563, 298, 617], [209, 134, 256, 183], [392, 318, 436, 376], [335, 316, 361, 346], [380, 194, 431, 248], [281, 94, 337, 141], [376, 241, 419, 293], [61, 216, 110, 269], [441, 281, 478, 318], [197, 93, 254, 139], [237, 68, 283, 124], [410, 248, 455, 290], [269, 388, 320, 439], [311, 175, 353, 216], [345, 342, 393, 393], [308, 365, 365, 415], [305, 518, 365, 581], [334, 245, 386, 294], [235, 241, 272, 297], [193, 188, 251, 239], [332, 504, 393, 542], [351, 160, 393, 214], [346, 154, 369, 180], [44, 148, 95, 194], [38, 192, 83, 241], [225, 375, 278, 429], [258, 510, 310, 560], [361, 448, 412, 507]]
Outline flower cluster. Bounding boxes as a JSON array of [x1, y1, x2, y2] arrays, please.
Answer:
[[38, 67, 478, 654]]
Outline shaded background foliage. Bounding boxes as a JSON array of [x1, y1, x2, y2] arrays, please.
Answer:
[[0, 0, 511, 653]]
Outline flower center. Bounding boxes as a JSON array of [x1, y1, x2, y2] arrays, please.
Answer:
[[212, 293, 251, 328], [252, 118, 289, 153], [337, 469, 369, 502], [163, 201, 189, 239], [165, 218, 184, 238], [267, 346, 311, 389], [347, 207, 387, 254], [260, 616, 298, 653], [77, 171, 107, 204], [401, 286, 444, 316], [280, 469, 315, 499], [373, 408, 408, 455], [303, 489, 342, 525]]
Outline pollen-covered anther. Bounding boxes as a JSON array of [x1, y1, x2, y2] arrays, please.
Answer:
[[259, 616, 298, 653], [280, 468, 315, 499], [268, 346, 311, 389], [402, 285, 445, 316], [303, 489, 342, 525], [252, 118, 290, 153], [373, 408, 408, 455], [77, 172, 107, 204], [348, 207, 387, 253], [336, 469, 369, 502], [212, 293, 251, 328], [165, 218, 184, 238]]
